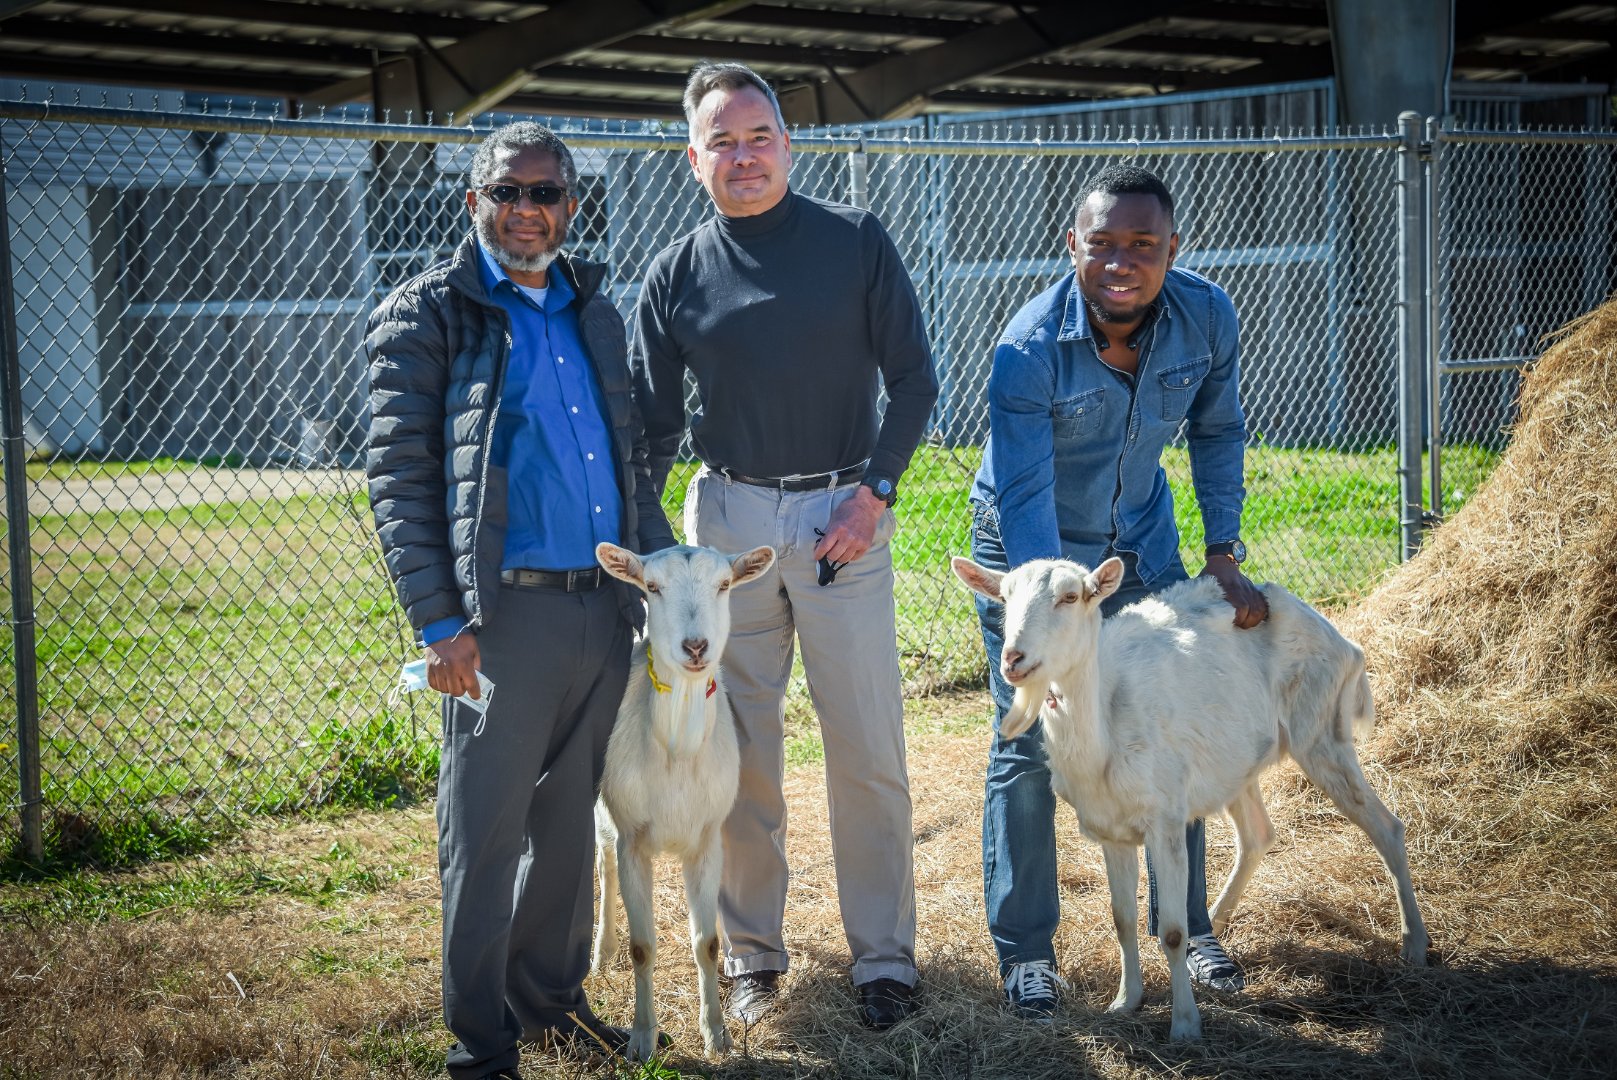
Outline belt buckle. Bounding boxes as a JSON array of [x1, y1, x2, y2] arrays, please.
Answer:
[[567, 568, 594, 591]]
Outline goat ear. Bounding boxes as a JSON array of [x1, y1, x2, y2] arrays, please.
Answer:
[[595, 542, 645, 587], [730, 545, 776, 586], [952, 556, 1004, 600], [1085, 556, 1124, 604]]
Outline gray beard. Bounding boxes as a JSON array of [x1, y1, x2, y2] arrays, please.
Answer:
[[475, 214, 561, 274]]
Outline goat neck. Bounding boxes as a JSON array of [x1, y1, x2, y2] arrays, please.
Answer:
[[644, 642, 718, 760]]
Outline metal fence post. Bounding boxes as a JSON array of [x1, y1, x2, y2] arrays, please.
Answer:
[[1424, 115, 1444, 523], [1395, 111, 1428, 562], [0, 151, 44, 862], [847, 135, 869, 210]]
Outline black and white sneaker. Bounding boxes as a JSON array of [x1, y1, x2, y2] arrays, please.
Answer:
[[1185, 934, 1246, 991], [1003, 959, 1067, 1023]]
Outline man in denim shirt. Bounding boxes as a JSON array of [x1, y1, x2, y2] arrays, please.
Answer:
[[970, 165, 1268, 1020]]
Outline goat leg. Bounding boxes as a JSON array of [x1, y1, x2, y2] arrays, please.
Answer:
[[1293, 742, 1431, 966], [590, 802, 620, 976], [684, 830, 731, 1056], [1147, 823, 1203, 1042], [1101, 842, 1144, 1014], [1209, 782, 1274, 937], [617, 835, 662, 1062]]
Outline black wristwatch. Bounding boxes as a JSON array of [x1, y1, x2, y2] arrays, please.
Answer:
[[860, 474, 899, 508], [1205, 539, 1247, 565]]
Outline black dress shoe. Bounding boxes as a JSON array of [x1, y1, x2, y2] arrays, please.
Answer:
[[856, 977, 917, 1030], [725, 969, 782, 1023]]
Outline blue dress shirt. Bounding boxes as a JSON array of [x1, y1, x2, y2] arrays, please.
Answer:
[[419, 244, 621, 646]]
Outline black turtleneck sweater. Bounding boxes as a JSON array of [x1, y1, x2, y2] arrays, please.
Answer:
[[633, 190, 939, 493]]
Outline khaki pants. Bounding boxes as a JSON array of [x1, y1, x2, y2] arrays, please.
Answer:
[[685, 468, 918, 987]]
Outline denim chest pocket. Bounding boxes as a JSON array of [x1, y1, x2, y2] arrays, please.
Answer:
[[1156, 355, 1211, 422], [1051, 388, 1104, 439]]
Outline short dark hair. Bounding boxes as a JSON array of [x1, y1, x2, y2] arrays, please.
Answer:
[[1075, 165, 1175, 229], [469, 121, 577, 192], [683, 61, 786, 134]]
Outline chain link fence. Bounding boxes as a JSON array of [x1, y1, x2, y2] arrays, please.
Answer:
[[4, 98, 1615, 861]]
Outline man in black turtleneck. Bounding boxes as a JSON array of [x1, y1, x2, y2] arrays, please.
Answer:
[[632, 61, 939, 1032]]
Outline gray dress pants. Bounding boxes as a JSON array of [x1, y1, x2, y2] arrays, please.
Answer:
[[439, 582, 629, 1080], [685, 468, 918, 988]]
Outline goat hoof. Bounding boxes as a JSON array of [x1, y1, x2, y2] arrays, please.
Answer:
[[1107, 995, 1140, 1014], [1402, 936, 1432, 967], [703, 1025, 732, 1056], [627, 1029, 661, 1063], [1168, 1014, 1204, 1042]]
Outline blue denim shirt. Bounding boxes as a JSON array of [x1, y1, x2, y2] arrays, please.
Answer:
[[970, 267, 1246, 585]]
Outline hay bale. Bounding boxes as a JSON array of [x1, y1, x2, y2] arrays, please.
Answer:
[[1342, 300, 1617, 704]]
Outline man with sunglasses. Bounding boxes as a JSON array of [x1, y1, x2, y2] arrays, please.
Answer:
[[365, 122, 673, 1079], [632, 62, 939, 1031], [971, 165, 1267, 1023]]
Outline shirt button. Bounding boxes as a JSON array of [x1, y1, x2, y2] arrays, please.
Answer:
[[570, 406, 578, 413], [594, 505, 602, 513], [587, 452, 595, 460], [557, 356, 565, 363]]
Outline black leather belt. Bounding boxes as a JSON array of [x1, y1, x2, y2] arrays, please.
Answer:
[[714, 458, 868, 492], [500, 567, 606, 591]]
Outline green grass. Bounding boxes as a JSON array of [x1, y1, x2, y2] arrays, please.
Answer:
[[0, 829, 406, 922], [23, 456, 193, 483], [1, 444, 1499, 869]]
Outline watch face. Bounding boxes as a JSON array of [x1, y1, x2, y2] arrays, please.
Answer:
[[1231, 540, 1247, 564], [875, 479, 894, 498]]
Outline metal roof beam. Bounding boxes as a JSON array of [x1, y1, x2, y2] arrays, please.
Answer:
[[778, 3, 1197, 124], [1455, 1, 1604, 39], [1188, 3, 1328, 30], [713, 4, 981, 40], [603, 33, 886, 69], [62, 0, 483, 38], [302, 0, 749, 120], [0, 52, 317, 97], [0, 0, 53, 18], [1, 16, 374, 68]]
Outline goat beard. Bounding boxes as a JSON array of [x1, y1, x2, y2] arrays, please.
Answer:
[[1002, 675, 1052, 740], [653, 675, 712, 759]]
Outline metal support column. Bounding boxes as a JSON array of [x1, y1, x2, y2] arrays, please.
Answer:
[[1395, 111, 1428, 562], [0, 153, 44, 861]]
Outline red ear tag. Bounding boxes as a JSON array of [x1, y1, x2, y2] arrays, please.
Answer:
[[706, 678, 717, 699]]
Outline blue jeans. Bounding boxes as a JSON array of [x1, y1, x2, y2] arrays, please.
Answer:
[[972, 502, 1212, 976]]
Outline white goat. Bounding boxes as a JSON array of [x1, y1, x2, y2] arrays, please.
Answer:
[[953, 555, 1429, 1041], [591, 540, 775, 1061]]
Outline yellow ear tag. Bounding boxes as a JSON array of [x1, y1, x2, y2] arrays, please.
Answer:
[[645, 644, 716, 698]]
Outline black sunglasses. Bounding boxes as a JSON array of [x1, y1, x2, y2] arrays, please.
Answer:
[[477, 183, 568, 206]]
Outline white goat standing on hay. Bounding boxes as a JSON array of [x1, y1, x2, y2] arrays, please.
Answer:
[[952, 555, 1429, 1041], [591, 540, 775, 1061]]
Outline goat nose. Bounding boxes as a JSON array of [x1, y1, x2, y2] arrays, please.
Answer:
[[682, 638, 709, 662], [1003, 648, 1024, 672]]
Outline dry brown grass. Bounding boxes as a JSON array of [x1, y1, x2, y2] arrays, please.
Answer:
[[5, 309, 1617, 1076]]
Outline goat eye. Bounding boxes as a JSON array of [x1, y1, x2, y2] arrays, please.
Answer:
[[1058, 592, 1080, 606], [717, 580, 730, 592], [645, 582, 660, 594]]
